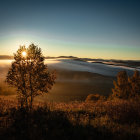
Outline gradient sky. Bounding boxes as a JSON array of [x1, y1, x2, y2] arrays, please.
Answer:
[[0, 0, 140, 60]]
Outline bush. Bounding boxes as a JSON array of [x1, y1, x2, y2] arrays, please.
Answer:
[[85, 94, 106, 102], [105, 99, 140, 124]]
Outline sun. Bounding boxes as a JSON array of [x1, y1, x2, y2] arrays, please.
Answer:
[[22, 51, 27, 57]]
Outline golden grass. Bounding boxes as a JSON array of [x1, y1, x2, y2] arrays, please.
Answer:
[[0, 97, 140, 139]]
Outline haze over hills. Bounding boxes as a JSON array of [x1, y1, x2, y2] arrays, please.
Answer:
[[0, 56, 140, 102], [1, 55, 140, 68]]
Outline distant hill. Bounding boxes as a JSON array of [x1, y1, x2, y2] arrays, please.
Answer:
[[1, 55, 140, 68], [45, 56, 78, 59], [57, 56, 78, 59]]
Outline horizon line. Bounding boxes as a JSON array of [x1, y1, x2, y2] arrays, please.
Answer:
[[0, 55, 140, 61]]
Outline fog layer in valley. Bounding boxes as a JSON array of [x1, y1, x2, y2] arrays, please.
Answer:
[[0, 59, 139, 102], [46, 59, 139, 77]]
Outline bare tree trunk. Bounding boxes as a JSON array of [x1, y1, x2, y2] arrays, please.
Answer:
[[20, 61, 27, 108], [25, 97, 28, 109], [29, 63, 33, 110], [30, 94, 33, 110]]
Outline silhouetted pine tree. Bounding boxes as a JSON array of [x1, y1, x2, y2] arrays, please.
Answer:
[[129, 70, 140, 97], [6, 44, 56, 109], [112, 71, 130, 99]]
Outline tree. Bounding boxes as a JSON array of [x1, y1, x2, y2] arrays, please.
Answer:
[[6, 44, 56, 109], [129, 70, 140, 97], [112, 71, 130, 99]]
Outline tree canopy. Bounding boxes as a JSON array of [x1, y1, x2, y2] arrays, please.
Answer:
[[112, 70, 140, 99], [6, 44, 56, 108]]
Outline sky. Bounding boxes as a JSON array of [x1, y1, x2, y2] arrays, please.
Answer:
[[0, 0, 140, 60]]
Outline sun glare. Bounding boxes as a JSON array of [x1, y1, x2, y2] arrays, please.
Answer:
[[22, 51, 27, 57]]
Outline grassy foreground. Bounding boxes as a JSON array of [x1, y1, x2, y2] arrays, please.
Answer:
[[0, 98, 140, 140]]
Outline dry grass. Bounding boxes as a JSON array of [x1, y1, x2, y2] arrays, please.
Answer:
[[0, 97, 140, 140]]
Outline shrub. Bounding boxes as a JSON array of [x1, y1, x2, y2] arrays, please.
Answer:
[[85, 94, 106, 102], [106, 99, 140, 124]]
